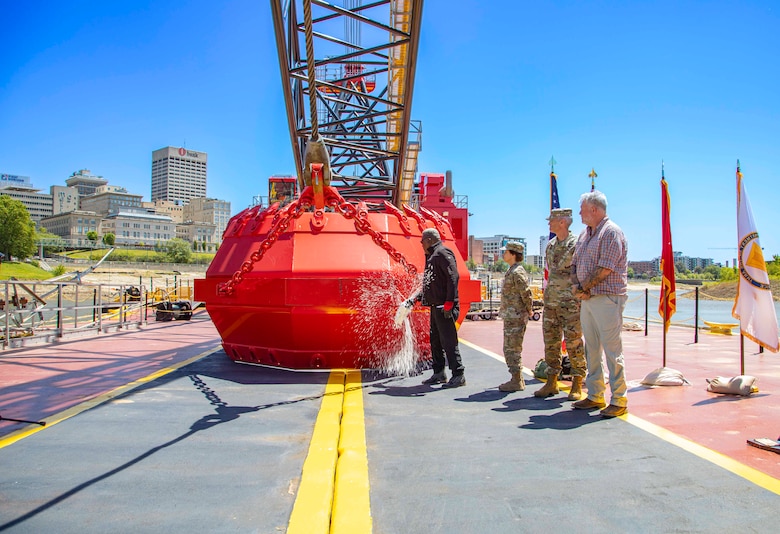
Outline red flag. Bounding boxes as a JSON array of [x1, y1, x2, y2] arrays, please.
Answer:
[[658, 172, 676, 331]]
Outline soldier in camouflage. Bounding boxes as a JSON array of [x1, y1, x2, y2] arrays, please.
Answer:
[[535, 208, 587, 400], [498, 241, 534, 392]]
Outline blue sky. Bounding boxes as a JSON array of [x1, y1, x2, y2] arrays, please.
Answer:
[[2, 0, 778, 265]]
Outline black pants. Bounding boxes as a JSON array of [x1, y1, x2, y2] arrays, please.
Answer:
[[429, 305, 464, 376]]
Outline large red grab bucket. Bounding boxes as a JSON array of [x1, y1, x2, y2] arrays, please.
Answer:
[[194, 187, 480, 370]]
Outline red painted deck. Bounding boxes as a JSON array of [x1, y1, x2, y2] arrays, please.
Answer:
[[458, 318, 780, 479], [0, 311, 222, 430]]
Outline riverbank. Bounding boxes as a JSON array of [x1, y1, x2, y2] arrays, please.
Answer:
[[65, 263, 207, 286], [678, 280, 780, 301], [626, 280, 658, 291]]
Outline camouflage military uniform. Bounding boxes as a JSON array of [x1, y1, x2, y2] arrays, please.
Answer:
[[500, 263, 534, 373], [543, 233, 586, 377]]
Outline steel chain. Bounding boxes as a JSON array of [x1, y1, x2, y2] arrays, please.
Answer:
[[330, 198, 418, 276], [217, 192, 419, 296], [218, 200, 308, 296]]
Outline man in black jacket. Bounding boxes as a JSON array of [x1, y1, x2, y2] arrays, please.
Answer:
[[416, 228, 466, 388]]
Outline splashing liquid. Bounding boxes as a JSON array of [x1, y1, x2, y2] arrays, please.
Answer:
[[348, 267, 428, 377]]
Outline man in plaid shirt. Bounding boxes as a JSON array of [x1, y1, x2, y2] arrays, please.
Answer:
[[570, 190, 629, 418]]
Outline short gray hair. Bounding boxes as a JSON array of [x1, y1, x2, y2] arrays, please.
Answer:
[[422, 228, 440, 241], [579, 190, 607, 212]]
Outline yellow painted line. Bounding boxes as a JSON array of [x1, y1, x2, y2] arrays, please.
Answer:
[[461, 337, 780, 495], [287, 369, 372, 534], [0, 345, 222, 450], [288, 371, 344, 534], [625, 414, 780, 495], [332, 370, 372, 533]]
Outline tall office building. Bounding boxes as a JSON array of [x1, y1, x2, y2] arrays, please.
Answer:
[[539, 235, 548, 256], [151, 147, 207, 204]]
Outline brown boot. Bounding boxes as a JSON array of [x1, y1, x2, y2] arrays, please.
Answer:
[[534, 374, 559, 398], [568, 376, 584, 401], [498, 371, 525, 392]]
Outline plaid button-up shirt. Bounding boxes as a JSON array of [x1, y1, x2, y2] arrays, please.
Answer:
[[572, 216, 628, 296]]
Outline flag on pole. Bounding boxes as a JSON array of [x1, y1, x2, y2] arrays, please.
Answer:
[[658, 170, 676, 332], [544, 158, 560, 286], [549, 170, 560, 240], [732, 162, 779, 352]]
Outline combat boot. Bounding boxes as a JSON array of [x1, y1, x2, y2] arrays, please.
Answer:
[[568, 376, 584, 401], [498, 371, 525, 392], [534, 375, 559, 398]]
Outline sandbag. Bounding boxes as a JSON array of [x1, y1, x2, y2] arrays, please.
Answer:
[[641, 367, 690, 386], [705, 375, 758, 396]]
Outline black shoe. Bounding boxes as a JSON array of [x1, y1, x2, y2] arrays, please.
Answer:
[[442, 374, 466, 388], [422, 371, 447, 385]]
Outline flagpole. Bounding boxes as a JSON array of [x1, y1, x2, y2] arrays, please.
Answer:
[[738, 160, 744, 375], [738, 160, 743, 375], [547, 156, 562, 349], [659, 161, 675, 368], [662, 162, 667, 367], [662, 316, 667, 367], [740, 334, 745, 375]]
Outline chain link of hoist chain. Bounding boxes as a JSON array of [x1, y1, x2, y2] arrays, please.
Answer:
[[330, 199, 418, 276], [218, 196, 418, 296], [218, 201, 308, 296]]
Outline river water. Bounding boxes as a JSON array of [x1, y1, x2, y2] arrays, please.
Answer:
[[624, 288, 780, 328]]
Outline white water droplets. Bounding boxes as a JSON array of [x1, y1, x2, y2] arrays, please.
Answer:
[[349, 268, 426, 377]]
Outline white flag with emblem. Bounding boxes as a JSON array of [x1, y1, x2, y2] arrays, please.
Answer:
[[732, 164, 779, 352]]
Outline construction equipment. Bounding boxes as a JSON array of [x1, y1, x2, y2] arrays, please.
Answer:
[[195, 1, 480, 369]]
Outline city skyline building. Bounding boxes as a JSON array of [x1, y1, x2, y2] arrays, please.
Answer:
[[101, 211, 175, 246], [183, 197, 231, 242], [526, 254, 544, 271], [0, 174, 52, 221], [142, 199, 184, 223], [39, 210, 100, 247], [176, 220, 219, 252], [468, 235, 484, 264], [65, 169, 108, 197], [151, 146, 207, 204], [79, 184, 143, 217], [477, 235, 527, 264], [51, 185, 79, 215]]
